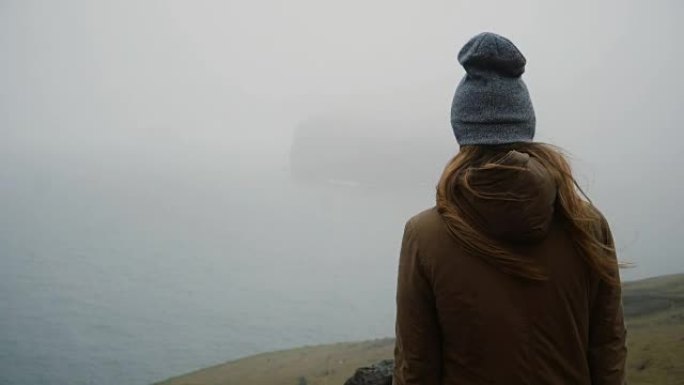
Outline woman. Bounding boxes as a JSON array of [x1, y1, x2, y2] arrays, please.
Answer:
[[393, 32, 627, 385]]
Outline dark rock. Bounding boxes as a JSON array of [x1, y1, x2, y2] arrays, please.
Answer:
[[343, 359, 394, 385], [635, 358, 652, 371]]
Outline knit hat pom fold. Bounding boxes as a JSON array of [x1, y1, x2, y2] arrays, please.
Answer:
[[458, 32, 527, 77]]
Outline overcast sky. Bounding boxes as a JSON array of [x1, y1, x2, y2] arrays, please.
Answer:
[[2, 0, 683, 279]]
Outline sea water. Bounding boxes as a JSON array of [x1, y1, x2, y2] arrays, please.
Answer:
[[0, 158, 429, 385]]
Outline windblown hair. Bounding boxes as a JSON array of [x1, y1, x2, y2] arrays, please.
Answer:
[[436, 142, 623, 286]]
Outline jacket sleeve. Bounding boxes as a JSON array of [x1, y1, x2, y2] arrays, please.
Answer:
[[393, 219, 442, 385], [588, 216, 628, 385]]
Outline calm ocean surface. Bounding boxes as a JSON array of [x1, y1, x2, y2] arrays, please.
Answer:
[[0, 151, 431, 385]]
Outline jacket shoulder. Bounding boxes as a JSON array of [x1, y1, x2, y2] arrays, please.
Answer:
[[583, 202, 613, 247], [406, 206, 449, 239]]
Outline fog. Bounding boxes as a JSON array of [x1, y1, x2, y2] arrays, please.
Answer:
[[1, 1, 683, 384]]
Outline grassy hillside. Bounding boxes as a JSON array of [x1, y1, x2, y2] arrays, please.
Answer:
[[620, 274, 684, 384], [156, 274, 684, 385]]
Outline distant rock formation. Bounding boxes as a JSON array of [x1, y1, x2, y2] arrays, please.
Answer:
[[343, 359, 394, 385], [289, 93, 455, 189]]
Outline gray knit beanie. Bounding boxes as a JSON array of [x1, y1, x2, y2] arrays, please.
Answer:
[[451, 32, 535, 145]]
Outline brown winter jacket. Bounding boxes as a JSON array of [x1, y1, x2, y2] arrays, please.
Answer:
[[393, 151, 627, 385]]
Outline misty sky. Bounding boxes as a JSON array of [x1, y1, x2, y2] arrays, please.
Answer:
[[2, 1, 683, 285]]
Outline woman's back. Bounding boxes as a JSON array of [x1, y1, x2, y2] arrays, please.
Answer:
[[392, 32, 626, 385], [394, 167, 625, 384]]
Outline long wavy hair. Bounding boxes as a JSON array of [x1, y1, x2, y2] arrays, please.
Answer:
[[436, 142, 624, 286]]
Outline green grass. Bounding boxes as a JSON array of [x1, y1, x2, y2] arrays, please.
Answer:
[[156, 274, 684, 385]]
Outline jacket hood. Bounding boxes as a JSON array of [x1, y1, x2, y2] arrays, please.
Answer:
[[456, 150, 557, 243]]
